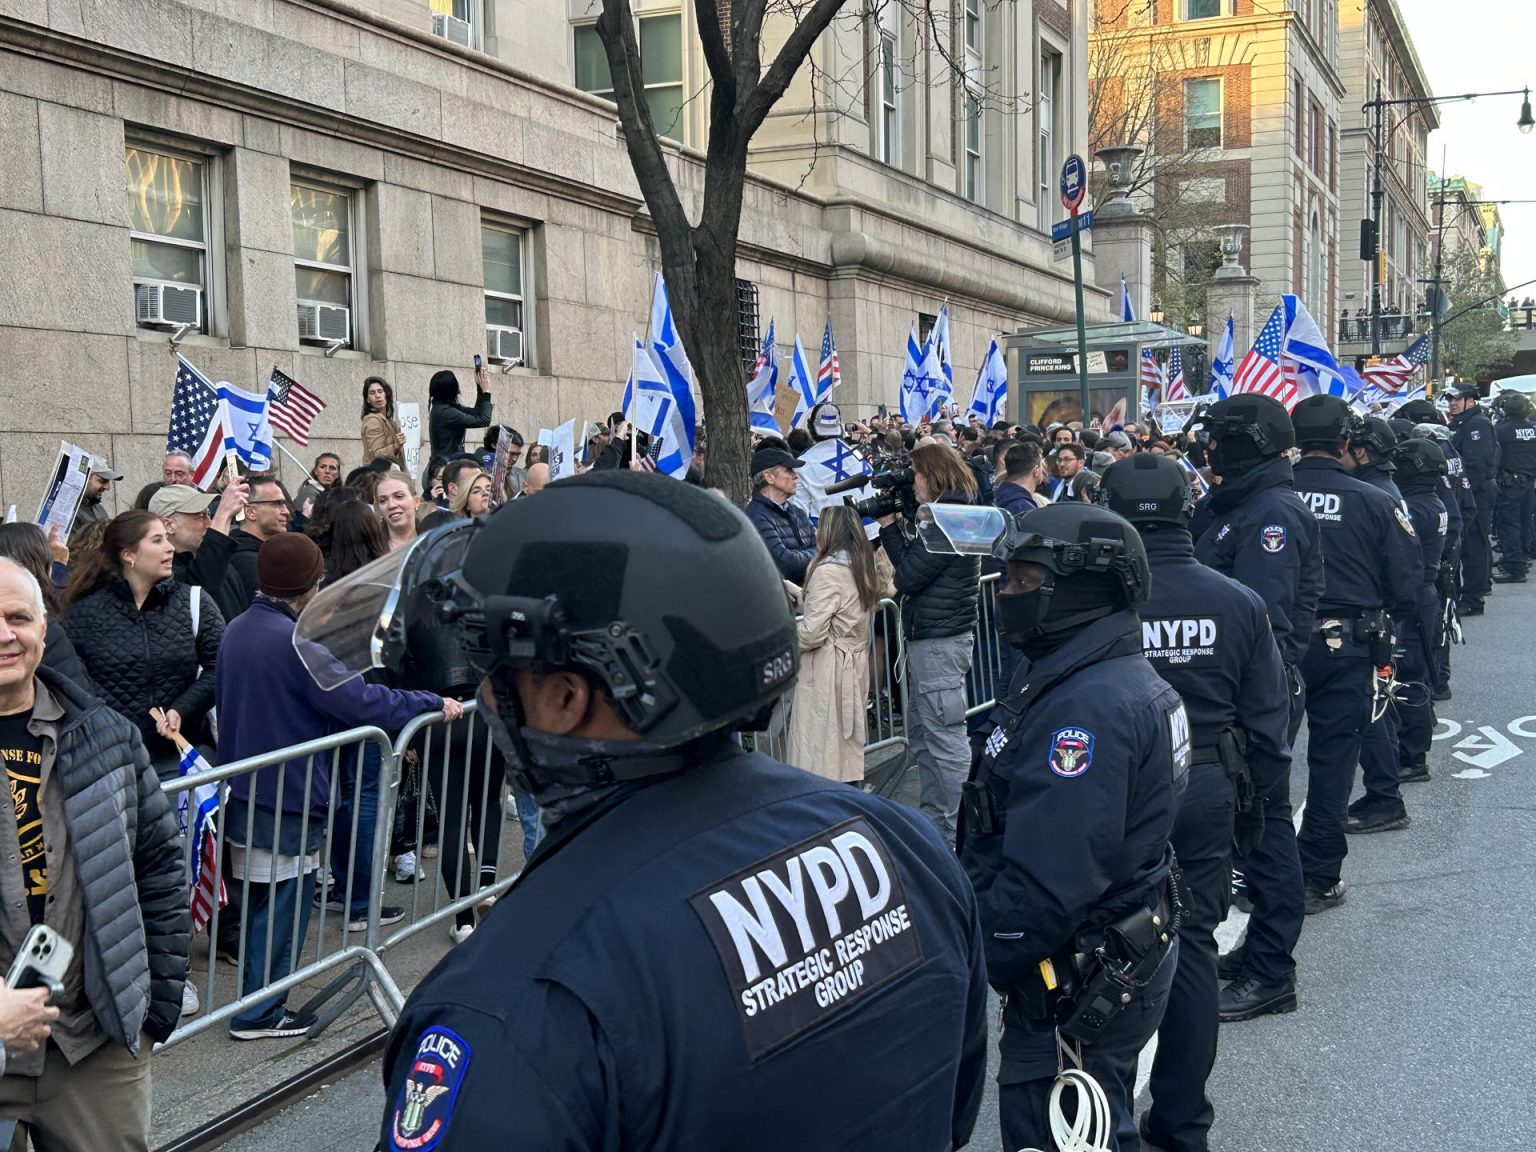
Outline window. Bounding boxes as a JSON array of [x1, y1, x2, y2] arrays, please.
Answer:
[[1309, 103, 1321, 172], [878, 31, 899, 165], [963, 91, 982, 202], [428, 0, 477, 47], [964, 0, 981, 53], [917, 312, 938, 345], [1328, 119, 1337, 191], [1038, 49, 1061, 230], [1294, 77, 1304, 157], [736, 279, 760, 374], [127, 144, 212, 332], [1185, 0, 1223, 18], [1184, 78, 1221, 148], [482, 223, 529, 365], [1307, 210, 1324, 315], [291, 180, 358, 347], [573, 16, 684, 141]]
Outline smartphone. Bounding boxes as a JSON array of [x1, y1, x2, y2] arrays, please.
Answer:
[[6, 924, 73, 1004], [473, 354, 483, 370]]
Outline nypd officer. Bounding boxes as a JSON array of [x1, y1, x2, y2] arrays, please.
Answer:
[[1187, 394, 1320, 1011], [1099, 455, 1292, 1152], [1492, 391, 1536, 583], [1410, 418, 1471, 698], [958, 502, 1186, 1152], [1289, 395, 1422, 912], [1447, 383, 1498, 614], [1347, 417, 1402, 498], [297, 473, 990, 1151]]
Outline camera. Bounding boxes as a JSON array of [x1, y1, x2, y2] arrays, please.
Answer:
[[826, 464, 918, 520]]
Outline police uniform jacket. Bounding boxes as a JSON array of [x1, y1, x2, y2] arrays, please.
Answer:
[[1292, 456, 1422, 614], [1193, 455, 1323, 668], [1138, 529, 1291, 801], [1355, 462, 1402, 501], [1494, 417, 1536, 477], [1450, 407, 1498, 490], [960, 610, 1188, 991], [1439, 442, 1469, 543], [381, 743, 989, 1152], [1401, 486, 1447, 588]]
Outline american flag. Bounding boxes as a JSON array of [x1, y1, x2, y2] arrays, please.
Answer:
[[1362, 335, 1430, 394], [636, 435, 663, 474], [174, 742, 227, 934], [1139, 348, 1165, 403], [1232, 304, 1295, 407], [168, 356, 228, 491], [816, 318, 841, 395], [267, 367, 326, 445], [1165, 346, 1188, 402]]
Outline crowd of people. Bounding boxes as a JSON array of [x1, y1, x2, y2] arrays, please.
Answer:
[[2, 348, 1530, 1150]]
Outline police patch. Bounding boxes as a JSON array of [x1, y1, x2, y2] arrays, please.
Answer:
[[1393, 505, 1417, 536], [985, 725, 1009, 759], [1048, 727, 1094, 778], [1261, 524, 1286, 553], [390, 1027, 470, 1151], [690, 817, 923, 1061]]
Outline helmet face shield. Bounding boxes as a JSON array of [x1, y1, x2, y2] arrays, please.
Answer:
[[916, 504, 1011, 557]]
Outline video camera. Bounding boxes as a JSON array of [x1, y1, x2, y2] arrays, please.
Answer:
[[825, 464, 918, 520]]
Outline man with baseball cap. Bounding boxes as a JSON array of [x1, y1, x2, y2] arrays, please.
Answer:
[[151, 480, 251, 623], [74, 456, 124, 526], [744, 444, 816, 583]]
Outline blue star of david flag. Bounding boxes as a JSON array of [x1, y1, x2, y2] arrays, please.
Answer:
[[216, 381, 273, 470]]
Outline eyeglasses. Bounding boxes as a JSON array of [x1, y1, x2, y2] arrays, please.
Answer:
[[247, 499, 290, 508]]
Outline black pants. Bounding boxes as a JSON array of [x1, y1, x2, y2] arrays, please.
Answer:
[[428, 715, 505, 914], [1296, 634, 1373, 891], [1146, 761, 1235, 1151], [999, 941, 1177, 1152], [1494, 476, 1535, 572], [1461, 483, 1495, 600]]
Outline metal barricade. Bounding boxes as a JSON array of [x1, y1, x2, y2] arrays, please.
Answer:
[[966, 572, 1005, 717], [159, 727, 405, 1047]]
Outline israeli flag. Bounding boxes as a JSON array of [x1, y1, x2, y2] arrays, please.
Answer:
[[922, 333, 950, 420], [789, 335, 818, 428], [747, 320, 780, 432], [900, 324, 930, 423], [966, 338, 1008, 426], [625, 335, 690, 477], [648, 274, 697, 455], [1120, 277, 1136, 323], [795, 438, 876, 537], [216, 381, 273, 469], [1280, 294, 1345, 399], [1208, 313, 1235, 400]]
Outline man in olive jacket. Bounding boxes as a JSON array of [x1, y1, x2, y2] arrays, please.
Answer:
[[0, 559, 190, 1151]]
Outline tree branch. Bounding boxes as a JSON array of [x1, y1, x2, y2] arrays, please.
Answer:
[[694, 0, 736, 96], [742, 0, 852, 134]]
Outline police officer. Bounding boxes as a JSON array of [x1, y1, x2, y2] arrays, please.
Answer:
[[1187, 394, 1319, 1009], [1492, 391, 1536, 583], [1290, 395, 1422, 912], [305, 473, 990, 1151], [1347, 417, 1401, 498], [1411, 418, 1471, 699], [1447, 383, 1498, 614], [959, 503, 1186, 1152], [1099, 455, 1292, 1152]]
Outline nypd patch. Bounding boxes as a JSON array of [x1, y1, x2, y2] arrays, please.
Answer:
[[1048, 727, 1094, 778], [1393, 505, 1417, 536], [1261, 524, 1286, 553], [390, 1027, 470, 1151], [985, 725, 1009, 759]]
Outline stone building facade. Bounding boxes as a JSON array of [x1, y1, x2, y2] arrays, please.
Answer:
[[0, 0, 1102, 514]]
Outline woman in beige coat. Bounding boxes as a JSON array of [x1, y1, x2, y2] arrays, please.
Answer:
[[360, 376, 405, 465], [786, 505, 885, 783]]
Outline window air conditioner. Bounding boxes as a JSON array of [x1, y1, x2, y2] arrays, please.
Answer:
[[431, 12, 472, 47], [486, 325, 524, 365], [297, 300, 351, 345], [135, 282, 202, 329]]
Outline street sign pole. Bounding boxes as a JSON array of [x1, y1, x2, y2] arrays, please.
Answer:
[[1060, 154, 1091, 425]]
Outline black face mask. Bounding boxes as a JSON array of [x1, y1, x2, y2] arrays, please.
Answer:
[[996, 573, 1123, 659], [1207, 437, 1259, 477]]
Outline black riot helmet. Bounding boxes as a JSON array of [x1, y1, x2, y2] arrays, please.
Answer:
[[1349, 416, 1398, 462], [1412, 421, 1453, 445], [1494, 391, 1532, 421], [1291, 394, 1359, 452], [994, 504, 1150, 650], [1386, 417, 1417, 442], [1097, 452, 1194, 529], [1187, 394, 1295, 477], [1393, 438, 1448, 489], [1395, 398, 1442, 425]]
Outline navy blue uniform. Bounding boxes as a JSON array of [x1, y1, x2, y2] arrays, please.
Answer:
[[1135, 529, 1291, 1152], [1493, 416, 1536, 574], [1397, 487, 1446, 773], [1451, 406, 1497, 604], [381, 746, 988, 1152], [1291, 456, 1422, 894], [1436, 442, 1473, 691], [1352, 461, 1410, 820], [961, 611, 1188, 1152]]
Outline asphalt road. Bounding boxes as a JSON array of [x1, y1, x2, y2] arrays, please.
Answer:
[[221, 581, 1536, 1151]]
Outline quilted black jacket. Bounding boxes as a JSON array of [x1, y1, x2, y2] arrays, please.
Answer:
[[37, 667, 190, 1047], [879, 493, 981, 640], [745, 492, 817, 584], [66, 578, 224, 763]]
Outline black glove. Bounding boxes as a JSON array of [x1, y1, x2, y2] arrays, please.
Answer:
[[1233, 800, 1265, 858]]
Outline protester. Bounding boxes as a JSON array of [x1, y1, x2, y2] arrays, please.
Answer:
[[376, 473, 419, 552], [745, 444, 817, 584], [153, 479, 251, 625], [421, 454, 447, 506], [64, 511, 224, 770], [302, 484, 360, 560], [0, 523, 94, 692], [521, 461, 549, 496], [0, 557, 189, 1146], [0, 986, 57, 1075], [226, 475, 292, 611], [440, 459, 483, 509], [1050, 442, 1092, 502], [361, 377, 405, 466], [75, 456, 123, 526], [294, 452, 343, 518], [994, 442, 1050, 514], [131, 481, 164, 511], [323, 500, 390, 584], [427, 365, 494, 457], [163, 452, 195, 486], [786, 505, 884, 782]]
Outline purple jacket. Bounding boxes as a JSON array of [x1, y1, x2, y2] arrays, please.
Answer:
[[216, 598, 442, 815]]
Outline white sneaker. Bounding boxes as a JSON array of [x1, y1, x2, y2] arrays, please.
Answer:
[[394, 852, 425, 883], [448, 921, 474, 945], [182, 981, 201, 1017]]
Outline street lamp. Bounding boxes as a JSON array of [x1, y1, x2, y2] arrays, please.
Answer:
[[1149, 305, 1165, 325], [1363, 81, 1533, 354], [1185, 321, 1204, 338]]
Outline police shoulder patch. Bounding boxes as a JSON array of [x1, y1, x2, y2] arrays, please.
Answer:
[[1260, 524, 1286, 553], [1393, 505, 1417, 536], [391, 1026, 471, 1151], [1048, 727, 1094, 778], [1167, 702, 1192, 777]]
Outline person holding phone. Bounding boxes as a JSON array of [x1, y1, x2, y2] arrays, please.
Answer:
[[427, 359, 494, 458], [0, 986, 57, 1072]]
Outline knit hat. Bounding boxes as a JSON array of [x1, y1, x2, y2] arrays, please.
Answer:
[[256, 533, 326, 599]]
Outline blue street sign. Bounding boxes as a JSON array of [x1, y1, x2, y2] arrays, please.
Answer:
[[1050, 211, 1094, 243], [1060, 154, 1087, 212]]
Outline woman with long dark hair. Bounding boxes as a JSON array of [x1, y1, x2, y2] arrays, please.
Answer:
[[786, 505, 884, 782], [361, 377, 404, 466], [65, 510, 224, 766], [324, 500, 389, 584], [427, 365, 493, 458], [0, 523, 93, 691]]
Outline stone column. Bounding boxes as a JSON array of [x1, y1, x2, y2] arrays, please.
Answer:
[[1091, 147, 1154, 320], [1204, 224, 1258, 360]]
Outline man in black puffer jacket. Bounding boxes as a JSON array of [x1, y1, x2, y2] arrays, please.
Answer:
[[0, 559, 189, 1148], [744, 445, 817, 585]]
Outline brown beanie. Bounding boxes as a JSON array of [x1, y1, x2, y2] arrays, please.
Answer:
[[256, 533, 326, 599]]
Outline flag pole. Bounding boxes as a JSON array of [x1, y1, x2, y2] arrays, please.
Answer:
[[272, 438, 314, 479]]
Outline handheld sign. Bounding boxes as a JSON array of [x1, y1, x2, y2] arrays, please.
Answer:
[[1060, 154, 1087, 214]]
